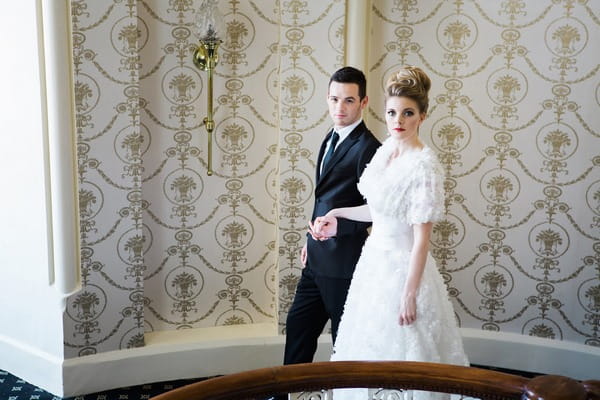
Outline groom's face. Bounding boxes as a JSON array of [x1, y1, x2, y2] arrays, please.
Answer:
[[326, 81, 368, 129]]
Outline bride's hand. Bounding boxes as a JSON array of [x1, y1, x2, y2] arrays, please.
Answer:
[[399, 294, 417, 325]]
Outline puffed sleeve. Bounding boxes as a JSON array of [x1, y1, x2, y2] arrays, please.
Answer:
[[406, 154, 445, 225]]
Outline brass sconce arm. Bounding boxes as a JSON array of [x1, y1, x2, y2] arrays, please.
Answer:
[[192, 0, 223, 176], [193, 40, 220, 176]]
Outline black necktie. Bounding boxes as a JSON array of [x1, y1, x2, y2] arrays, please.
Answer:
[[322, 131, 339, 170]]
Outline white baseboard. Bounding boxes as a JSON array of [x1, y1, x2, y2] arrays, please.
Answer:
[[0, 333, 64, 396], [461, 328, 600, 380], [2, 326, 599, 397], [62, 323, 289, 396]]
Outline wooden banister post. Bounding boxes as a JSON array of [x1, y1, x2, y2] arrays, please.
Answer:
[[582, 380, 600, 400], [523, 375, 587, 400]]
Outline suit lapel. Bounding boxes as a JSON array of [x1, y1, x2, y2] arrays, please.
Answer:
[[317, 122, 365, 185]]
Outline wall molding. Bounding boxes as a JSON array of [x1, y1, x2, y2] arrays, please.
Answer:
[[39, 0, 81, 298], [345, 0, 371, 71]]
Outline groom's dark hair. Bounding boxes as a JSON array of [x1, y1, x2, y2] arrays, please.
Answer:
[[329, 66, 367, 100]]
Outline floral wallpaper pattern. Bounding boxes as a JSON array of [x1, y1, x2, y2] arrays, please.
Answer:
[[64, 0, 599, 358], [366, 0, 600, 345]]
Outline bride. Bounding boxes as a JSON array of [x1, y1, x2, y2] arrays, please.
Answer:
[[310, 66, 469, 400]]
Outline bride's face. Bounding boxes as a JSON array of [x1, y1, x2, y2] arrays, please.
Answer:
[[385, 96, 425, 142]]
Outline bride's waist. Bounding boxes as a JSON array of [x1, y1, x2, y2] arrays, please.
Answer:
[[367, 229, 412, 250]]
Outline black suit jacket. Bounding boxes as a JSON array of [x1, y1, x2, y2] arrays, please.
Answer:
[[306, 121, 381, 279]]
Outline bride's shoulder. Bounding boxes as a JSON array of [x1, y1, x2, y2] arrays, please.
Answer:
[[403, 148, 443, 187], [415, 146, 442, 168]]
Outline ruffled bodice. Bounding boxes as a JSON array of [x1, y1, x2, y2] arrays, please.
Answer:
[[357, 138, 445, 225], [355, 139, 445, 253]]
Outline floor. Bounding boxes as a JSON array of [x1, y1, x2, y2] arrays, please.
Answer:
[[0, 369, 207, 400]]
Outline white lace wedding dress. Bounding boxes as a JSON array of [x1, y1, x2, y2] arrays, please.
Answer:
[[330, 138, 470, 400]]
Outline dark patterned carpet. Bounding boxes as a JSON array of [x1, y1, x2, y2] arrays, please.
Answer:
[[0, 369, 208, 400]]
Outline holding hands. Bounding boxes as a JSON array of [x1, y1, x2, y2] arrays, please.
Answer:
[[300, 214, 338, 268], [308, 215, 338, 241], [300, 215, 337, 268], [308, 204, 371, 241]]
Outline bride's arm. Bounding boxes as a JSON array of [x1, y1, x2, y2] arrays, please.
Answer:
[[399, 221, 433, 326], [326, 204, 372, 222]]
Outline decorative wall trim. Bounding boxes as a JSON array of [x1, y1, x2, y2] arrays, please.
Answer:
[[39, 0, 81, 297], [345, 0, 371, 71]]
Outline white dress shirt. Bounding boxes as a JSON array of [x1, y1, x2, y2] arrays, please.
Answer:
[[320, 119, 363, 173]]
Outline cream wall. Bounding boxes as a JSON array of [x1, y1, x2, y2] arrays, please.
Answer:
[[0, 0, 66, 393]]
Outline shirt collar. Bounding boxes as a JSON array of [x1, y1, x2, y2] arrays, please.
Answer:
[[333, 119, 362, 143]]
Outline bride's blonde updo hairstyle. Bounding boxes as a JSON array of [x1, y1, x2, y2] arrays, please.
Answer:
[[385, 66, 431, 114]]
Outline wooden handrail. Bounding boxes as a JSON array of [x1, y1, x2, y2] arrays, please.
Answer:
[[150, 361, 600, 400]]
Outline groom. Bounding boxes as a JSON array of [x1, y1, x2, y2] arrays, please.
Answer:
[[279, 66, 380, 392]]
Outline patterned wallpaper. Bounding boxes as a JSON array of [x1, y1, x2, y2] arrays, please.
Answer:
[[64, 0, 599, 358], [367, 0, 600, 345]]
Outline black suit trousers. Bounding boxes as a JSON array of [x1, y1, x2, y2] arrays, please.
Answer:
[[283, 266, 352, 365]]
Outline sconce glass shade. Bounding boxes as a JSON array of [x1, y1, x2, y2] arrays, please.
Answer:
[[193, 0, 224, 43]]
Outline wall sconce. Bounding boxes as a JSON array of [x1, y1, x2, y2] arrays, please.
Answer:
[[192, 0, 223, 176]]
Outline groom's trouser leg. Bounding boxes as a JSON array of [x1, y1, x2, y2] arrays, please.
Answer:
[[284, 268, 329, 365]]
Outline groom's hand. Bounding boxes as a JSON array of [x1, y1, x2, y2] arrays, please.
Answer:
[[300, 243, 307, 267]]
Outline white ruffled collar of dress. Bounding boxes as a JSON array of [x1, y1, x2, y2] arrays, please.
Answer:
[[358, 137, 444, 221], [374, 137, 434, 168]]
